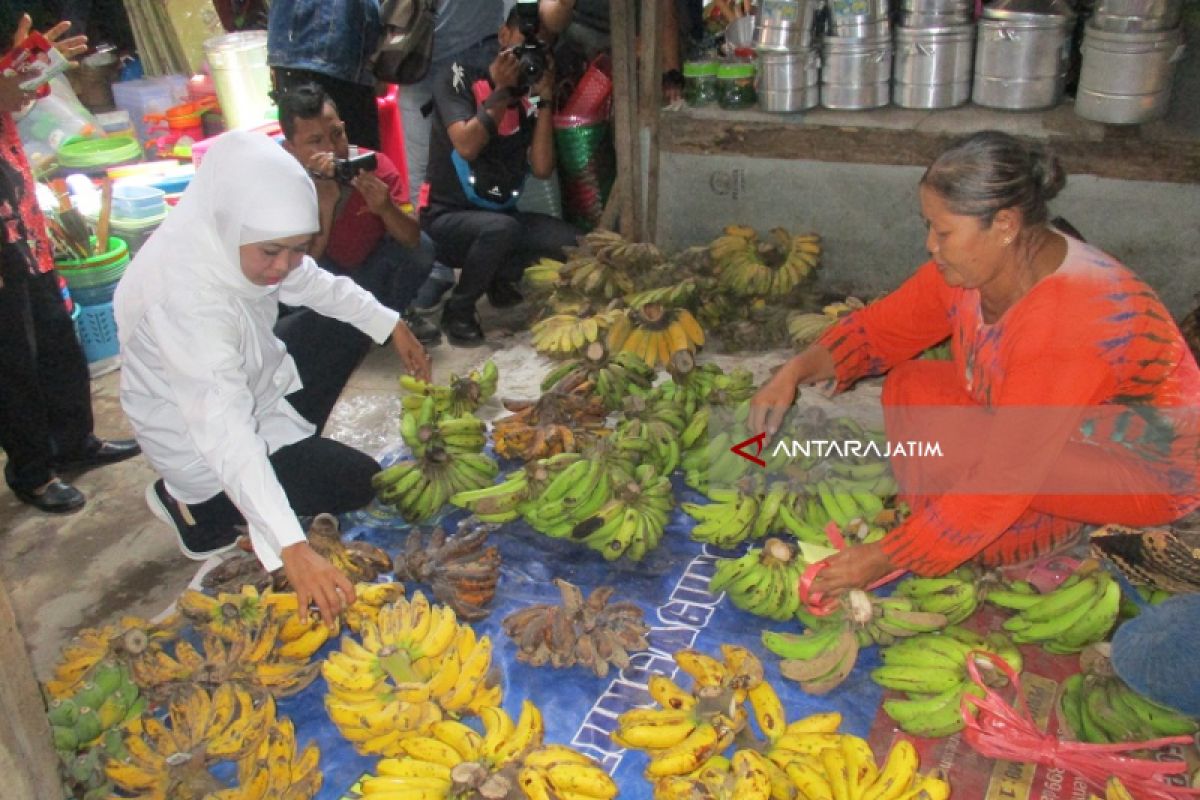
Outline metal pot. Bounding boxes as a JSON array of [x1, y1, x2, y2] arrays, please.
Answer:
[[972, 0, 1074, 110], [1075, 25, 1185, 123], [828, 0, 893, 36], [894, 24, 975, 107], [821, 34, 893, 109], [900, 10, 973, 26], [1091, 0, 1182, 33], [758, 49, 822, 111], [755, 0, 821, 50]]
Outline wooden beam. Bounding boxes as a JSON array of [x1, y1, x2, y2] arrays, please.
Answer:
[[637, 0, 662, 243], [609, 0, 642, 239], [0, 578, 61, 798]]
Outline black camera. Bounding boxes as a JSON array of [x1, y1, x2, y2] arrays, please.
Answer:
[[513, 0, 548, 93], [332, 151, 377, 184]]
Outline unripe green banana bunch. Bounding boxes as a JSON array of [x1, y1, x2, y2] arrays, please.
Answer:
[[398, 360, 498, 417], [992, 561, 1122, 654], [873, 627, 1021, 738], [711, 538, 810, 622], [561, 463, 674, 562], [894, 567, 981, 625], [47, 661, 145, 756]]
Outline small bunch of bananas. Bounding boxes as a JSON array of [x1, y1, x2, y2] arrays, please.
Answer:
[[762, 590, 952, 695], [526, 452, 629, 545], [768, 734, 949, 800], [893, 568, 981, 625], [660, 358, 755, 418], [176, 585, 335, 662], [605, 303, 706, 370], [564, 462, 674, 561], [322, 592, 499, 756], [988, 560, 1121, 653], [786, 296, 865, 347], [47, 661, 146, 756], [710, 225, 822, 299], [531, 308, 627, 357], [492, 391, 610, 462], [578, 228, 664, 270], [399, 360, 499, 417], [220, 716, 322, 800], [614, 392, 688, 473], [682, 430, 755, 492], [625, 278, 700, 310], [709, 538, 810, 620], [540, 343, 656, 410], [502, 579, 648, 676], [450, 451, 588, 523], [873, 627, 1022, 738], [105, 683, 277, 799], [375, 398, 500, 521], [393, 524, 501, 621], [687, 481, 816, 550], [342, 581, 408, 634], [611, 646, 762, 779], [357, 701, 617, 800], [522, 256, 566, 294], [1060, 652, 1198, 744], [562, 252, 636, 299], [44, 616, 180, 701]]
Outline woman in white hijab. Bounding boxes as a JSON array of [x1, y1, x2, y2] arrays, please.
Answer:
[[115, 130, 431, 625]]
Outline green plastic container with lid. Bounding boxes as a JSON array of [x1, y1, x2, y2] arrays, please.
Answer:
[[56, 135, 143, 171], [717, 62, 758, 109], [683, 60, 720, 106]]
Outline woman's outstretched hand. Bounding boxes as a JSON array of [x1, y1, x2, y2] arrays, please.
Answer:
[[391, 320, 432, 381], [749, 369, 799, 439], [281, 541, 356, 628], [809, 541, 896, 596]]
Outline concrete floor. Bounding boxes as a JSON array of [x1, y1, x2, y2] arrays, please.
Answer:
[[0, 304, 534, 681]]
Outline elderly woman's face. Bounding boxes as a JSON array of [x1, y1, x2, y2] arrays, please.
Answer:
[[239, 234, 313, 286], [919, 185, 1008, 290]]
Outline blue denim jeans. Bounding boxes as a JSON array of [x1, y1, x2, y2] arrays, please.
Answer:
[[320, 232, 436, 314]]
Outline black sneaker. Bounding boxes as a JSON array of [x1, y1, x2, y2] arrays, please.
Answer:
[[145, 480, 239, 561], [440, 303, 487, 347], [486, 279, 524, 309], [401, 307, 443, 346]]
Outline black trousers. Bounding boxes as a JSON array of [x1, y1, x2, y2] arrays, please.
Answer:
[[425, 206, 580, 309], [182, 309, 383, 529], [272, 67, 381, 152], [0, 267, 96, 493]]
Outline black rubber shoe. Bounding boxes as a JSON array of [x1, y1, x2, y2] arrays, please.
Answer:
[[145, 480, 239, 561]]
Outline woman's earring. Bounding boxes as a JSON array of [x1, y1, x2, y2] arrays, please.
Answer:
[[1004, 236, 1014, 245]]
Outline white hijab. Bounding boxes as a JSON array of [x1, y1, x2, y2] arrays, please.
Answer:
[[116, 130, 318, 344]]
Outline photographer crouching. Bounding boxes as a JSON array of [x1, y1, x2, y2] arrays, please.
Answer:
[[277, 83, 441, 345], [422, 0, 581, 347]]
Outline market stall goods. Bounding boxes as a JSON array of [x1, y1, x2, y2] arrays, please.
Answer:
[[399, 360, 500, 417], [530, 309, 628, 357], [491, 391, 610, 462], [786, 296, 866, 348], [605, 303, 707, 370], [45, 615, 181, 700], [540, 343, 657, 411], [709, 225, 823, 299], [986, 560, 1122, 654], [659, 356, 756, 419], [356, 701, 617, 800], [393, 523, 502, 621], [709, 538, 811, 620], [873, 627, 1022, 738], [321, 593, 501, 756], [501, 579, 649, 676], [892, 568, 981, 624]]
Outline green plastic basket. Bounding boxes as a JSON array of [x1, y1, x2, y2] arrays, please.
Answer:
[[56, 135, 142, 169], [55, 236, 130, 290]]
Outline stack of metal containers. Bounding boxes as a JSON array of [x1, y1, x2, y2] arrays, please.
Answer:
[[973, 0, 1075, 109], [755, 0, 823, 112], [893, 0, 976, 107], [821, 0, 894, 108], [1075, 0, 1185, 123]]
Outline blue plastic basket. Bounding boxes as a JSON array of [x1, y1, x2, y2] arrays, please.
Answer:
[[69, 277, 122, 306], [75, 301, 120, 363]]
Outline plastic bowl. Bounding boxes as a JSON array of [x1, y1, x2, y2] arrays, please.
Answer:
[[112, 183, 166, 219]]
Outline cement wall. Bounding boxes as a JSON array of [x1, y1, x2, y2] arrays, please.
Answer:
[[655, 153, 1200, 318]]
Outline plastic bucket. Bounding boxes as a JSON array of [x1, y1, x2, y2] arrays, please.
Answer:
[[75, 300, 120, 363], [203, 32, 274, 130], [55, 236, 130, 303]]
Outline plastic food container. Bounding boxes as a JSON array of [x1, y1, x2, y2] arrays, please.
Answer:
[[683, 60, 720, 106], [112, 183, 166, 219], [718, 62, 759, 109]]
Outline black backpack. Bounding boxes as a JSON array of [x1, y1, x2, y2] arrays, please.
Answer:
[[370, 0, 436, 84]]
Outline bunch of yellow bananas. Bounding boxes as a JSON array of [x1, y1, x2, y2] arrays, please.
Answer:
[[765, 730, 950, 800], [522, 256, 566, 294], [44, 614, 181, 700], [786, 296, 865, 347], [606, 304, 706, 370], [398, 360, 499, 417], [105, 683, 277, 798], [531, 309, 626, 357], [322, 592, 500, 756], [710, 226, 822, 299]]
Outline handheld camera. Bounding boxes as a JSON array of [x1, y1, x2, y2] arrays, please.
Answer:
[[333, 151, 377, 184], [513, 0, 549, 93]]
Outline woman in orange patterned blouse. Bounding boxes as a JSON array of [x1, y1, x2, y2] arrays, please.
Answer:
[[750, 131, 1200, 593]]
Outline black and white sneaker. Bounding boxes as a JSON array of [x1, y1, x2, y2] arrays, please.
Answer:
[[145, 480, 239, 561]]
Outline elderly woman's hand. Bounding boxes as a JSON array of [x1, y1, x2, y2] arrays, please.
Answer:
[[391, 320, 432, 381], [280, 541, 356, 628], [808, 541, 896, 596]]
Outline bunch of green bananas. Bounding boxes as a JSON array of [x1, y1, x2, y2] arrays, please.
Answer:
[[893, 568, 981, 625], [448, 454, 578, 524], [681, 430, 755, 492], [1060, 670, 1198, 745], [761, 589, 952, 695], [659, 360, 755, 418], [613, 392, 689, 474], [398, 396, 489, 459], [989, 561, 1122, 654], [540, 344, 656, 410], [564, 463, 675, 561], [398, 360, 498, 417], [873, 627, 1022, 738], [710, 538, 810, 620], [519, 455, 623, 540], [624, 279, 699, 310]]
